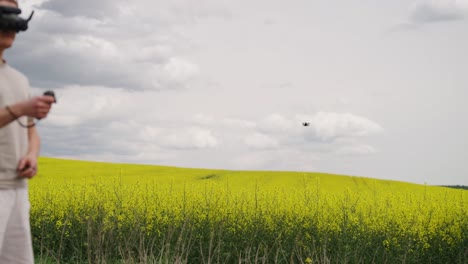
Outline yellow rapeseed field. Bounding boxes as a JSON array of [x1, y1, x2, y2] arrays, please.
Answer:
[[30, 157, 468, 264]]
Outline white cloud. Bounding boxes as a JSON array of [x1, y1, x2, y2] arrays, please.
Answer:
[[298, 112, 383, 142], [38, 91, 381, 165], [244, 132, 279, 150], [230, 149, 320, 171], [253, 112, 382, 143], [336, 144, 377, 156], [193, 114, 215, 125], [53, 35, 119, 58], [42, 86, 139, 126], [35, 86, 219, 166], [233, 112, 382, 161], [161, 57, 200, 84], [259, 114, 295, 134], [222, 118, 257, 129], [163, 127, 219, 149], [17, 0, 47, 10]]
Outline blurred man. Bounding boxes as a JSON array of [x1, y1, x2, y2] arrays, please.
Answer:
[[0, 0, 55, 262]]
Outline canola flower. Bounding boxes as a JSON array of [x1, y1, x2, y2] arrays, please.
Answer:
[[30, 158, 468, 263]]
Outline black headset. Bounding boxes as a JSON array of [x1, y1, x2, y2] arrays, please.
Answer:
[[0, 6, 34, 33]]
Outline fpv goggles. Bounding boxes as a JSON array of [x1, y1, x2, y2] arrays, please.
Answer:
[[0, 6, 34, 32]]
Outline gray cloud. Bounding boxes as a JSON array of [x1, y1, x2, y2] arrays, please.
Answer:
[[389, 0, 468, 31], [10, 0, 233, 90], [39, 0, 232, 22], [40, 0, 119, 20], [10, 9, 198, 90], [409, 0, 468, 24]]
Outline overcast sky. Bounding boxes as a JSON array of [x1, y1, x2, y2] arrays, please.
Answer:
[[8, 0, 468, 185]]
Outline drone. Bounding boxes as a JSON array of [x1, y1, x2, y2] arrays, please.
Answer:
[[302, 122, 310, 127]]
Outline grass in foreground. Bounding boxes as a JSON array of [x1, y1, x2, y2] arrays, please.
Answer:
[[29, 157, 468, 263]]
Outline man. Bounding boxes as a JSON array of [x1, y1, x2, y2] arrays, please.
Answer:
[[0, 0, 55, 262]]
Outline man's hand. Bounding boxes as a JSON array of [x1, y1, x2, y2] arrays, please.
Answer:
[[11, 96, 55, 120], [17, 154, 38, 179]]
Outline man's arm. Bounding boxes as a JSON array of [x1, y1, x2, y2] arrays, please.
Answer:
[[27, 125, 40, 157], [0, 103, 22, 128], [0, 96, 55, 128], [17, 125, 40, 179]]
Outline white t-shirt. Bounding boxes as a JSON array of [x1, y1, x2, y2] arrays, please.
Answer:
[[0, 62, 30, 189]]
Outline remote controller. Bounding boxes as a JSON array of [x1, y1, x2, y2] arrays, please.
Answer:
[[43, 90, 57, 103]]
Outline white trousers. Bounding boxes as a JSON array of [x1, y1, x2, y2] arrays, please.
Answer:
[[0, 188, 34, 264]]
